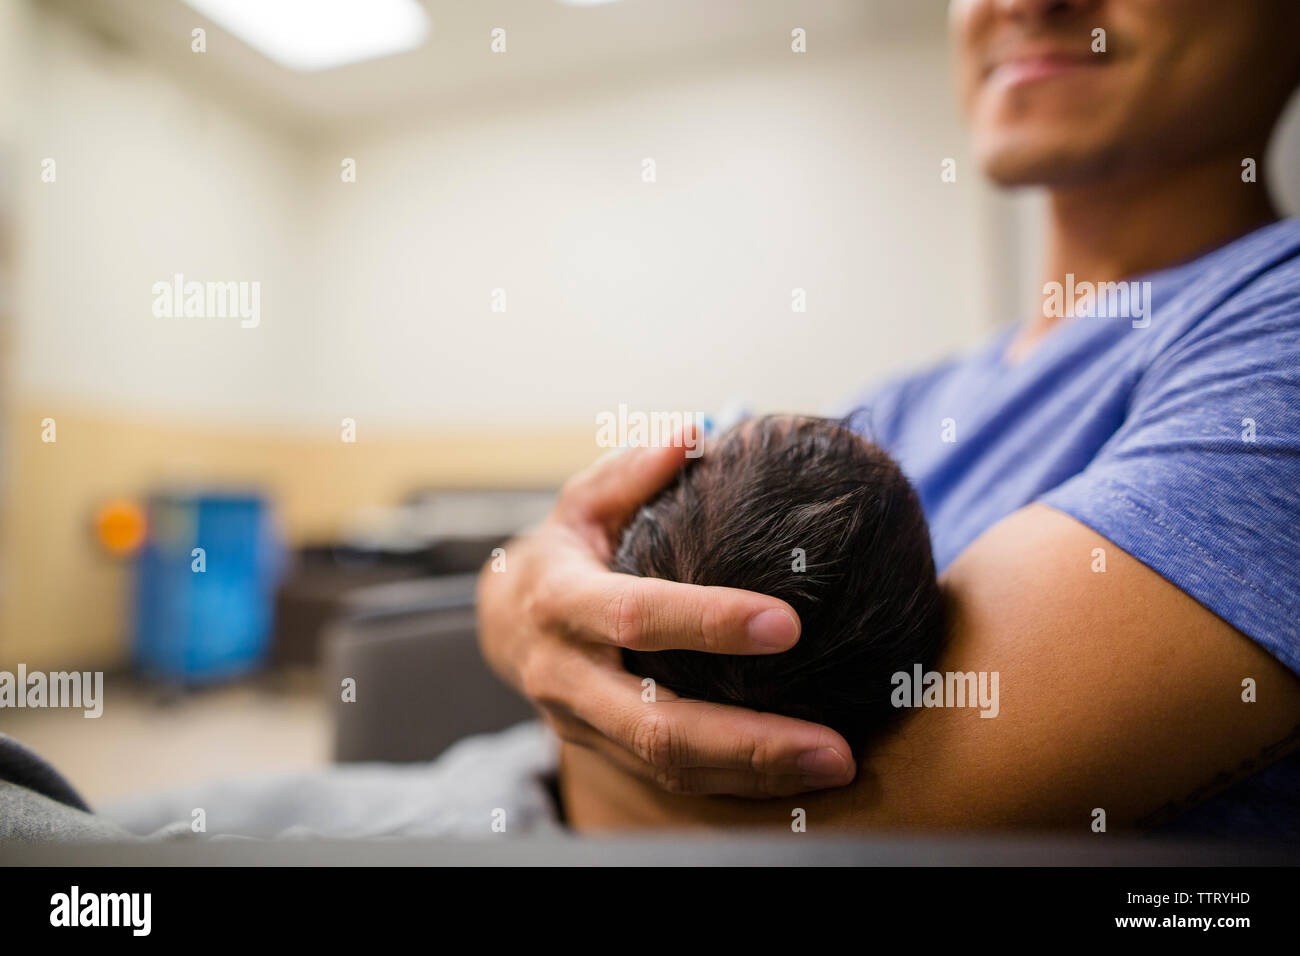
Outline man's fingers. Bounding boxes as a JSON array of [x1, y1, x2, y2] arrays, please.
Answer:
[[554, 657, 855, 782], [554, 717, 840, 797], [610, 697, 856, 782], [541, 568, 801, 654]]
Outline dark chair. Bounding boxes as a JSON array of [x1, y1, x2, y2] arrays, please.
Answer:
[[322, 574, 536, 763]]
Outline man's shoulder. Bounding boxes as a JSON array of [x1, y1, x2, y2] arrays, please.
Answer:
[[1142, 218, 1300, 371]]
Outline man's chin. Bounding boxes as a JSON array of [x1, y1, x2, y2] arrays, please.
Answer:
[[975, 136, 1118, 190]]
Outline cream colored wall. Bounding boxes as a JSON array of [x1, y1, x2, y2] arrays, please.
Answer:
[[305, 40, 999, 428], [15, 5, 997, 431], [15, 6, 313, 424]]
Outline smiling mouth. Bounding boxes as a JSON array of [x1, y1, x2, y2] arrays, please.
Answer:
[[984, 50, 1108, 90]]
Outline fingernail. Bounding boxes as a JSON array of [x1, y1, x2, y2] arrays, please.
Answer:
[[746, 609, 799, 650], [796, 747, 849, 777]]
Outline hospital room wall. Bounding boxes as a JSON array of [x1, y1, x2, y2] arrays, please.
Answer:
[[2, 4, 1004, 670], [302, 39, 1002, 429]]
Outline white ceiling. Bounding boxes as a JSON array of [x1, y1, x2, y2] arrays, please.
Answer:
[[41, 0, 949, 136]]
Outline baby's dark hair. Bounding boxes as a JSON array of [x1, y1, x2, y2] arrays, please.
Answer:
[[613, 414, 946, 751]]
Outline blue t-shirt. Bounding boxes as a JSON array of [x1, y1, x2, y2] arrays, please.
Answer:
[[846, 217, 1300, 836]]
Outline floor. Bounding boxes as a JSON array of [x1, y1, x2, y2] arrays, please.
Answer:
[[0, 670, 330, 805]]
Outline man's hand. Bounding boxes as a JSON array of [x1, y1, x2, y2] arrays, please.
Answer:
[[475, 439, 856, 797]]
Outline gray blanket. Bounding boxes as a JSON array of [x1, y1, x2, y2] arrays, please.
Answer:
[[0, 722, 561, 843]]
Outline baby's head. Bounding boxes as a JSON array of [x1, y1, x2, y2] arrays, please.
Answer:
[[614, 414, 945, 752]]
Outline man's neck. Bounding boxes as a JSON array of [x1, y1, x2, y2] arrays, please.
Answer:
[[1043, 152, 1278, 287], [1008, 150, 1279, 360]]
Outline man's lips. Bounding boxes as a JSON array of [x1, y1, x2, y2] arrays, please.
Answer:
[[984, 50, 1106, 89]]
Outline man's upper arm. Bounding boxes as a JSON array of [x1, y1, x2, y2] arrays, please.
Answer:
[[839, 503, 1300, 829]]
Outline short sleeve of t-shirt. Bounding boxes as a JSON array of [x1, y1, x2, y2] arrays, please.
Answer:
[[1040, 264, 1300, 673]]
